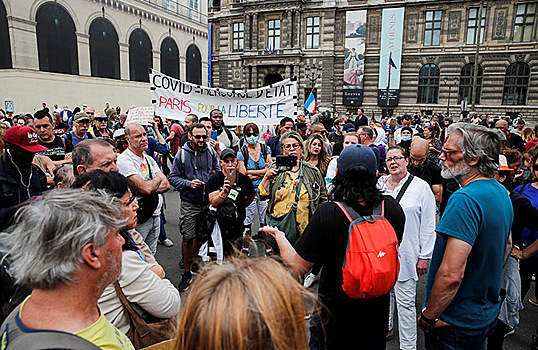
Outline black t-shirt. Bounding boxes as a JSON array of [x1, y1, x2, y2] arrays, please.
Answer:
[[294, 197, 405, 348], [332, 141, 343, 156], [179, 131, 189, 148], [205, 171, 255, 224], [510, 191, 538, 247], [37, 136, 74, 161], [507, 133, 526, 152], [328, 132, 343, 144], [408, 159, 443, 187], [53, 122, 69, 136]]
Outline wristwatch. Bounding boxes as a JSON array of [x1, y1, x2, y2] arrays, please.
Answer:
[[419, 310, 438, 329]]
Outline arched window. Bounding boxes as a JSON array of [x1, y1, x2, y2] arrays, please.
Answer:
[[417, 64, 440, 104], [160, 37, 179, 79], [458, 63, 483, 105], [89, 18, 119, 79], [36, 3, 78, 74], [502, 62, 530, 105], [129, 29, 152, 82], [0, 1, 11, 69], [186, 44, 202, 84]]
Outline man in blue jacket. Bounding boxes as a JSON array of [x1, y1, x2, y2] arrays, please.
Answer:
[[168, 123, 220, 291]]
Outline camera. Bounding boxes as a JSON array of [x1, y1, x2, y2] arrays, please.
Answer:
[[275, 155, 298, 172]]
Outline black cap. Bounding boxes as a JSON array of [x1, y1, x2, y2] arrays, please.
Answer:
[[220, 148, 237, 160]]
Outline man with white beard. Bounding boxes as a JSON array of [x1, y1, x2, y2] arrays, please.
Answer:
[[418, 123, 513, 350]]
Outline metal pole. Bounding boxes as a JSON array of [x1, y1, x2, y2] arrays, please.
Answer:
[[386, 56, 392, 112], [447, 85, 451, 115], [471, 2, 483, 111]]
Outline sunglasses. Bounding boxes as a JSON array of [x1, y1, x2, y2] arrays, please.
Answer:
[[245, 133, 258, 137], [193, 134, 209, 140]]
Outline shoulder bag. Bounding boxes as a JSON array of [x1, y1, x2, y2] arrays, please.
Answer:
[[113, 281, 177, 350]]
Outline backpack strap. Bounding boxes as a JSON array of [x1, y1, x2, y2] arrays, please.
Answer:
[[261, 143, 268, 162], [224, 127, 233, 146], [335, 200, 385, 222], [240, 145, 249, 165], [395, 175, 414, 202]]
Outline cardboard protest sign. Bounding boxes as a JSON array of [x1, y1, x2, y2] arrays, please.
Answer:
[[125, 106, 154, 126]]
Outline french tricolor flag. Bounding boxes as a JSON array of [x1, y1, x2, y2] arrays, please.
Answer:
[[304, 92, 317, 114]]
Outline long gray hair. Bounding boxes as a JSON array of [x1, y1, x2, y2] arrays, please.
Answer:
[[1, 189, 126, 289], [448, 122, 501, 178]]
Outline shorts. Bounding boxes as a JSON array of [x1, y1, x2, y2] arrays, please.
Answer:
[[179, 201, 206, 240]]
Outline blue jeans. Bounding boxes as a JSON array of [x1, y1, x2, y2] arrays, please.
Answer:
[[136, 215, 161, 255], [424, 320, 496, 350]]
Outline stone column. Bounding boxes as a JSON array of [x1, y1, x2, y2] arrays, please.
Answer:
[[119, 42, 129, 80], [252, 66, 258, 88], [294, 10, 301, 48], [153, 49, 160, 74], [286, 10, 293, 48], [244, 14, 250, 50], [285, 65, 291, 79], [242, 65, 247, 89], [76, 33, 90, 76], [8, 17, 39, 70], [252, 14, 258, 51]]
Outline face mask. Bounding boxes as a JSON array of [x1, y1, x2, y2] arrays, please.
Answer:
[[402, 136, 411, 142], [63, 107, 67, 111], [408, 161, 426, 175], [488, 119, 494, 123], [246, 135, 258, 145], [424, 123, 431, 128]]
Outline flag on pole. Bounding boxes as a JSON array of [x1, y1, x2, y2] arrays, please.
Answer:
[[389, 52, 398, 69], [304, 92, 318, 114]]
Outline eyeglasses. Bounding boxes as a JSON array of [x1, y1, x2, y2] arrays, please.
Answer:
[[76, 121, 90, 125], [95, 118, 108, 123], [245, 133, 258, 137], [386, 156, 406, 163], [283, 143, 301, 150], [193, 134, 209, 140], [410, 155, 427, 163], [314, 130, 327, 135], [440, 148, 463, 157]]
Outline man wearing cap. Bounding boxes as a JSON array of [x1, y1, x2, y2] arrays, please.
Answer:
[[0, 126, 48, 230], [207, 148, 255, 256], [261, 144, 405, 349], [332, 122, 357, 156], [88, 111, 113, 139], [63, 112, 93, 147], [105, 107, 117, 132], [169, 123, 220, 291], [34, 110, 73, 165]]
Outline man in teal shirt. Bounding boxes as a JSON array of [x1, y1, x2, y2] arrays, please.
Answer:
[[418, 123, 513, 349]]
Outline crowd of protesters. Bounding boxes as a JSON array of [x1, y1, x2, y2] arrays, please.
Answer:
[[0, 101, 537, 350]]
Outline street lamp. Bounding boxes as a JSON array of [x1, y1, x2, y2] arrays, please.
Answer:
[[443, 77, 459, 116], [305, 64, 322, 97]]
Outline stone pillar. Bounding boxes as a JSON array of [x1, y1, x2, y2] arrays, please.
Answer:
[[285, 65, 291, 79], [119, 42, 129, 80], [252, 14, 258, 51], [242, 65, 247, 89], [179, 56, 186, 81], [77, 33, 91, 76], [153, 49, 160, 74], [286, 10, 293, 48], [8, 17, 39, 70], [252, 66, 258, 87], [244, 14, 250, 50], [294, 10, 301, 48]]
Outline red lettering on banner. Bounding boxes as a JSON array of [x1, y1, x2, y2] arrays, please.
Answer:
[[157, 95, 191, 113]]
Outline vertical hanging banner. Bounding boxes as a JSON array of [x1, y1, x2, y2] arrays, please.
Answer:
[[343, 10, 367, 106], [208, 23, 212, 87], [378, 7, 405, 107], [150, 69, 298, 125]]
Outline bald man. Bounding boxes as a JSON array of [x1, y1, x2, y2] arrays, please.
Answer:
[[495, 119, 525, 152], [408, 138, 443, 205]]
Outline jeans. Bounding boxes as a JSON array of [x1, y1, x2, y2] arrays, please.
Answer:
[[425, 320, 496, 350], [136, 215, 161, 255], [388, 279, 418, 349]]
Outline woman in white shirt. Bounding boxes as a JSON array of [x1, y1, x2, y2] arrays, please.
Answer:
[[377, 146, 436, 350]]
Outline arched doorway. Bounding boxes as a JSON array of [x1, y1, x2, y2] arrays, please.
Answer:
[[0, 1, 11, 69], [129, 28, 152, 82], [161, 37, 179, 79], [186, 44, 202, 84], [89, 18, 120, 79], [263, 73, 283, 86], [36, 3, 78, 74]]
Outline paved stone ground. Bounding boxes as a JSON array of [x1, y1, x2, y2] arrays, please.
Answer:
[[157, 191, 537, 350]]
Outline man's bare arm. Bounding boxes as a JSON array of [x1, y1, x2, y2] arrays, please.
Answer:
[[127, 174, 162, 195], [432, 184, 443, 206]]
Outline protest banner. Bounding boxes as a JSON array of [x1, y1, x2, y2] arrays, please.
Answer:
[[149, 69, 298, 126], [125, 106, 154, 126]]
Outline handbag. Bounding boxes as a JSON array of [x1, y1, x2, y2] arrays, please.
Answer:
[[113, 281, 177, 350], [264, 167, 304, 251]]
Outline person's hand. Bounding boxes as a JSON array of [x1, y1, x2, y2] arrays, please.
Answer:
[[511, 247, 524, 259], [222, 178, 231, 193], [264, 168, 279, 180], [208, 138, 220, 151], [259, 226, 285, 239], [190, 179, 204, 189], [149, 120, 157, 129], [150, 264, 166, 279], [417, 259, 430, 276]]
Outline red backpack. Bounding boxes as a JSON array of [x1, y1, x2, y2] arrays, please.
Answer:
[[335, 201, 400, 299]]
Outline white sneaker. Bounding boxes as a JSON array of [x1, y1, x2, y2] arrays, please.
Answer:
[[303, 273, 318, 288], [162, 238, 174, 247]]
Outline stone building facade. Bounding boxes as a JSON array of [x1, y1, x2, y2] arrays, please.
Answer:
[[0, 0, 208, 113], [209, 0, 538, 120]]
